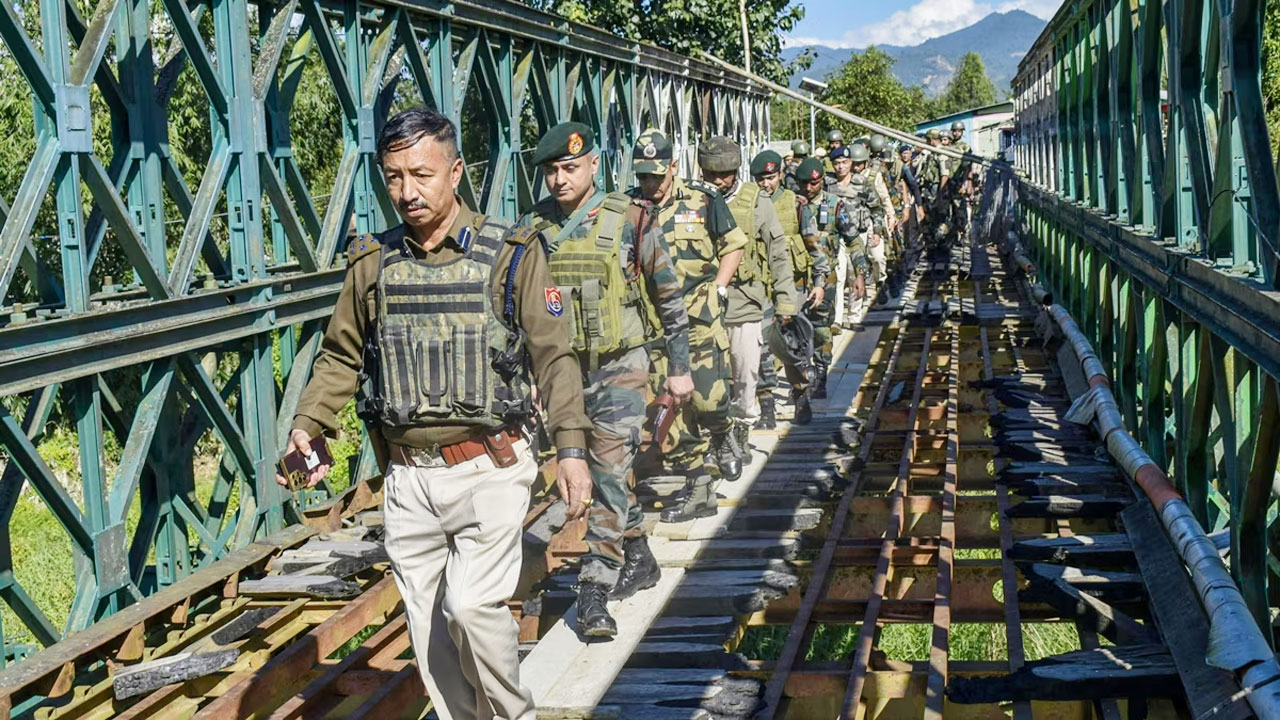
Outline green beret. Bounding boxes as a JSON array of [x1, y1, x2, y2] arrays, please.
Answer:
[[750, 150, 784, 177], [633, 128, 674, 174], [533, 122, 594, 166], [796, 157, 825, 183], [697, 136, 742, 173]]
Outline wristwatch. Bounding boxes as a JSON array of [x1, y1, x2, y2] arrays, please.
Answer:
[[557, 447, 587, 461], [716, 284, 728, 301]]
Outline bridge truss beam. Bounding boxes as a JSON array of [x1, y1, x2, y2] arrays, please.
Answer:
[[0, 0, 769, 662], [1013, 0, 1280, 645]]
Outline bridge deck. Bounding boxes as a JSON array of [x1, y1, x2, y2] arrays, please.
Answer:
[[0, 238, 1245, 719]]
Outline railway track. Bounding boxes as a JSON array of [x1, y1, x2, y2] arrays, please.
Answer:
[[0, 194, 1253, 720]]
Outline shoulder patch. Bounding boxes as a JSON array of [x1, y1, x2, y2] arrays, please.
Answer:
[[545, 287, 564, 316], [346, 234, 381, 264]]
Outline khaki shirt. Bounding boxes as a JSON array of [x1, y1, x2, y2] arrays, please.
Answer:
[[724, 181, 798, 324], [293, 202, 591, 452]]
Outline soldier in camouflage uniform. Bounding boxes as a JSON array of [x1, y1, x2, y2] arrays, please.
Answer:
[[752, 149, 828, 426], [825, 145, 880, 323], [696, 138, 798, 455], [784, 140, 810, 193], [627, 129, 747, 523], [916, 129, 947, 246], [947, 120, 974, 244], [517, 122, 695, 638], [822, 129, 844, 174], [794, 156, 857, 400], [895, 144, 925, 253], [852, 141, 895, 307]]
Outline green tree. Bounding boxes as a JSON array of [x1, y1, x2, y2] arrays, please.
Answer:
[[814, 46, 933, 138], [937, 52, 998, 116], [1264, 0, 1280, 162], [530, 0, 804, 84]]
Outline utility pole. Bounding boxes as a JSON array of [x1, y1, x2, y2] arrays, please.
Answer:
[[798, 77, 828, 147], [739, 0, 751, 74]]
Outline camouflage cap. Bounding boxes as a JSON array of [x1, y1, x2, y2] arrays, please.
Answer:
[[750, 150, 784, 177], [796, 157, 825, 183], [633, 128, 674, 174], [925, 128, 941, 140], [532, 121, 594, 166], [791, 140, 811, 157], [697, 136, 742, 173]]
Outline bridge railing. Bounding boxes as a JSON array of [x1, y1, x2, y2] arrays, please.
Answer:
[[0, 0, 769, 664], [1011, 0, 1280, 647]]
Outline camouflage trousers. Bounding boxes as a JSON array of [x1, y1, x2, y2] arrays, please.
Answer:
[[759, 302, 810, 396], [653, 332, 731, 476], [809, 277, 836, 371], [949, 195, 969, 240], [579, 347, 649, 586]]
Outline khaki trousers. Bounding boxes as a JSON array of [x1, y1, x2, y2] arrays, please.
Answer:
[[869, 239, 887, 285], [727, 320, 764, 426], [383, 438, 537, 720]]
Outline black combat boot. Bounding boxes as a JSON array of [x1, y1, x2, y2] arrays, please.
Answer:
[[793, 388, 813, 425], [575, 582, 617, 639], [757, 395, 777, 429], [660, 475, 717, 523], [714, 432, 742, 481], [611, 536, 661, 600], [814, 365, 829, 399]]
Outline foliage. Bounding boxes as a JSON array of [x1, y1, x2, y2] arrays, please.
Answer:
[[936, 52, 998, 116], [1265, 0, 1280, 162], [529, 0, 804, 84], [813, 47, 934, 138]]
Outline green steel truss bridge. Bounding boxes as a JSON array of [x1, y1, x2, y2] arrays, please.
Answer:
[[0, 0, 1279, 716]]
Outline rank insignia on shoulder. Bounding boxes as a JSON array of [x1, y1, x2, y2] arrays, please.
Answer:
[[545, 287, 564, 316], [346, 234, 381, 263]]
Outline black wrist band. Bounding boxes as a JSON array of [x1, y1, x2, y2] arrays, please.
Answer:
[[557, 447, 587, 461]]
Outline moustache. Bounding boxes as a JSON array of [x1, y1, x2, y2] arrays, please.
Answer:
[[401, 200, 429, 211]]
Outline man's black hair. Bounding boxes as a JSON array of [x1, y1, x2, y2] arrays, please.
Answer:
[[377, 107, 459, 162]]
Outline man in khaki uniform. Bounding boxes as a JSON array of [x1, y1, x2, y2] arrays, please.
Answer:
[[281, 108, 592, 720], [696, 137, 797, 453], [627, 129, 747, 521]]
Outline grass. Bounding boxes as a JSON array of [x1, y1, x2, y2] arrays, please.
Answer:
[[737, 621, 1081, 663], [0, 391, 365, 654]]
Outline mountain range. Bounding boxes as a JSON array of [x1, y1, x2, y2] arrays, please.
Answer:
[[782, 10, 1047, 98]]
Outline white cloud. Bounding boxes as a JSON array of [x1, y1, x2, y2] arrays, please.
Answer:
[[998, 0, 1061, 19], [853, 0, 993, 47], [783, 0, 1058, 49]]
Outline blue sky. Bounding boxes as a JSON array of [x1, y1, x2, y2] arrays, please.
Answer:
[[784, 0, 1061, 48]]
